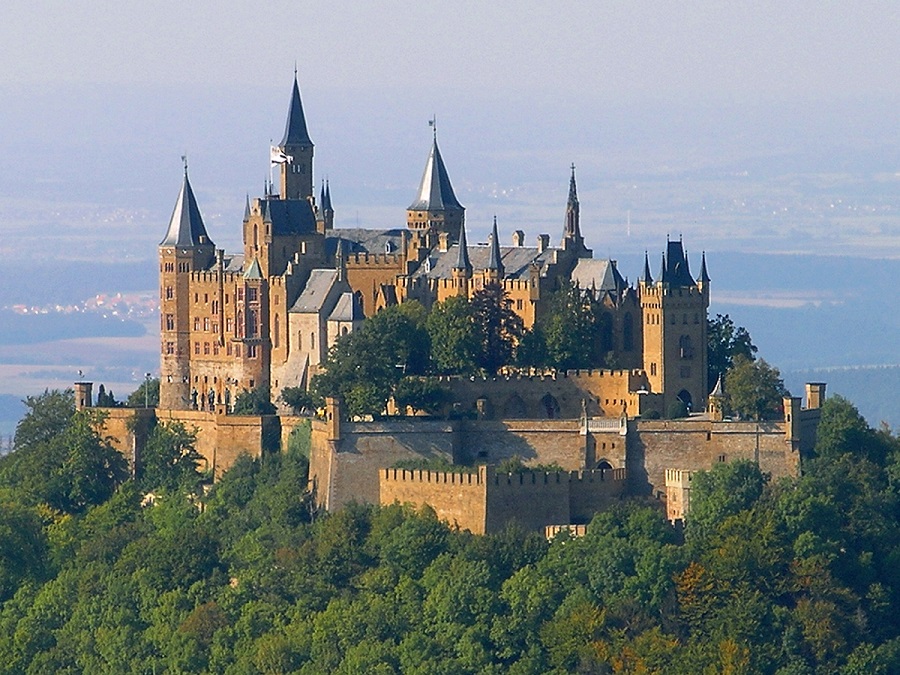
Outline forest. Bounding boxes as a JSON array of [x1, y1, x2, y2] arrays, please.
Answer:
[[1, 386, 900, 673]]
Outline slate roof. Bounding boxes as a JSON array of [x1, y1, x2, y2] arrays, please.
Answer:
[[280, 76, 313, 147], [413, 243, 555, 281], [160, 171, 214, 248], [571, 259, 627, 293], [259, 197, 318, 236], [664, 240, 697, 287], [325, 229, 407, 257], [454, 221, 472, 271], [487, 218, 503, 274], [290, 269, 340, 313], [408, 139, 463, 212], [224, 254, 244, 274], [329, 292, 364, 322], [243, 258, 263, 279]]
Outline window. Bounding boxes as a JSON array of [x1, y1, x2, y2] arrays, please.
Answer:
[[203, 317, 210, 331], [247, 287, 258, 302], [203, 342, 210, 355], [226, 343, 232, 356], [650, 363, 657, 376], [204, 293, 209, 303], [248, 310, 259, 337], [165, 341, 174, 354], [212, 300, 219, 313], [165, 314, 174, 330], [212, 322, 219, 334], [679, 335, 693, 359], [311, 332, 315, 350], [247, 345, 257, 358], [516, 299, 523, 310], [194, 342, 200, 355], [235, 344, 241, 357], [165, 286, 174, 300], [225, 293, 230, 304], [237, 288, 244, 301], [193, 317, 200, 331], [194, 293, 199, 303], [226, 318, 233, 332], [213, 343, 219, 355]]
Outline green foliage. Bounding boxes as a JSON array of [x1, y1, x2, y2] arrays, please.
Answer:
[[280, 386, 316, 414], [425, 295, 479, 375], [313, 303, 431, 418], [3, 385, 900, 673], [233, 386, 277, 415], [138, 421, 203, 492], [393, 377, 451, 416], [13, 388, 74, 453], [725, 354, 789, 420], [495, 455, 565, 474], [126, 377, 160, 408], [522, 282, 597, 370], [666, 399, 689, 419], [471, 283, 524, 374], [95, 384, 121, 407], [707, 313, 758, 391]]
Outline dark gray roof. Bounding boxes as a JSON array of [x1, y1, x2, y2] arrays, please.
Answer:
[[325, 228, 407, 257], [641, 252, 653, 284], [258, 197, 317, 236], [709, 373, 725, 398], [571, 259, 627, 293], [408, 139, 463, 212], [322, 180, 333, 211], [291, 269, 340, 313], [487, 217, 503, 274], [224, 254, 244, 273], [454, 221, 472, 270], [413, 243, 555, 281], [699, 252, 710, 283], [280, 76, 313, 147], [329, 291, 365, 322], [160, 171, 214, 247], [664, 240, 697, 287]]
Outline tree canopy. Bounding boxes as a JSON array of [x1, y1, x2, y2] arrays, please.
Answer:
[[707, 313, 757, 391], [725, 355, 789, 420]]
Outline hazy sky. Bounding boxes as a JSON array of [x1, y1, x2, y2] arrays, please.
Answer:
[[4, 2, 899, 102]]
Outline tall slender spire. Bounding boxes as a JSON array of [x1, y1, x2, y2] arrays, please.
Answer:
[[699, 251, 711, 284], [563, 163, 585, 251], [280, 74, 312, 147], [323, 179, 333, 211], [487, 216, 504, 276], [243, 194, 251, 221], [658, 252, 667, 284], [160, 167, 214, 247], [454, 220, 472, 271], [641, 251, 653, 284]]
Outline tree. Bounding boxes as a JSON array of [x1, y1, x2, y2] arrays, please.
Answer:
[[707, 314, 757, 391], [280, 386, 316, 415], [313, 304, 431, 418], [96, 384, 120, 407], [138, 421, 203, 491], [686, 459, 767, 543], [538, 283, 597, 370], [393, 377, 451, 416], [425, 296, 478, 375], [470, 283, 524, 374], [126, 377, 160, 408], [13, 389, 74, 452], [725, 355, 788, 421], [233, 386, 277, 415]]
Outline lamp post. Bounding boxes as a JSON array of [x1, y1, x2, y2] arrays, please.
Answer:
[[144, 372, 152, 408]]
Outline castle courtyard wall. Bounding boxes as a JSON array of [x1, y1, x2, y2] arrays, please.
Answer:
[[380, 468, 488, 533]]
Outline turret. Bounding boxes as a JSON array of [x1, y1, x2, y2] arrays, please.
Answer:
[[406, 131, 464, 239], [486, 216, 504, 281], [276, 72, 314, 201], [451, 220, 473, 295]]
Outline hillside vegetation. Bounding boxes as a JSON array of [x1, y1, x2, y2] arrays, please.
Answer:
[[1, 392, 900, 673]]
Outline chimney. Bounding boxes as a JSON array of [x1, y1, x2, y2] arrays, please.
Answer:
[[74, 382, 93, 411], [512, 230, 525, 247], [537, 234, 550, 253]]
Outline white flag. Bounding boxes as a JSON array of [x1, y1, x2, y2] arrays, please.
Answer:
[[270, 146, 293, 164]]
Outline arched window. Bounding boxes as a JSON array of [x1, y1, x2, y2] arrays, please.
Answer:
[[503, 394, 527, 418], [253, 224, 258, 249]]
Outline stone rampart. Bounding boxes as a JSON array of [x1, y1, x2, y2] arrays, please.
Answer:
[[380, 467, 487, 533]]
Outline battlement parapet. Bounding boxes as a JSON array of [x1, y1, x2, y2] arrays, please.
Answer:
[[347, 252, 404, 266], [381, 467, 484, 485]]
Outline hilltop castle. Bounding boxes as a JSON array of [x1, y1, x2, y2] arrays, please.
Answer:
[[158, 74, 711, 418], [84, 75, 826, 534]]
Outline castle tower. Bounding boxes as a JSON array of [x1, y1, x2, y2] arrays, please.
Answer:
[[317, 179, 334, 232], [562, 164, 591, 254], [277, 73, 314, 201], [639, 239, 709, 413], [159, 165, 216, 410], [707, 374, 725, 421], [406, 132, 464, 240]]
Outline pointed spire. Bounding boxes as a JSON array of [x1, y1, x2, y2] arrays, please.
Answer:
[[683, 249, 693, 279], [243, 258, 263, 279], [567, 163, 578, 206], [280, 73, 313, 147], [319, 181, 326, 212], [454, 220, 472, 271], [699, 251, 711, 284], [487, 216, 504, 276], [408, 136, 463, 211], [243, 194, 251, 221], [709, 373, 725, 398], [262, 199, 272, 224], [658, 252, 667, 284], [641, 251, 653, 284], [160, 166, 214, 247], [323, 179, 333, 211]]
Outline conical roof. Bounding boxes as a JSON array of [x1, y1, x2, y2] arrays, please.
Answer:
[[699, 251, 711, 283], [243, 258, 263, 279], [487, 217, 504, 275], [408, 138, 463, 211], [280, 75, 313, 147], [641, 251, 653, 284], [160, 169, 213, 247], [323, 180, 333, 211], [454, 220, 472, 271], [709, 373, 725, 398]]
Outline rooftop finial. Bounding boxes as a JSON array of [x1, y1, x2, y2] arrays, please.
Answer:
[[429, 115, 436, 139], [181, 154, 188, 175], [294, 60, 298, 78]]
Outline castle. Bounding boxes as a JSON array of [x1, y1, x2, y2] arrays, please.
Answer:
[[89, 74, 825, 534]]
